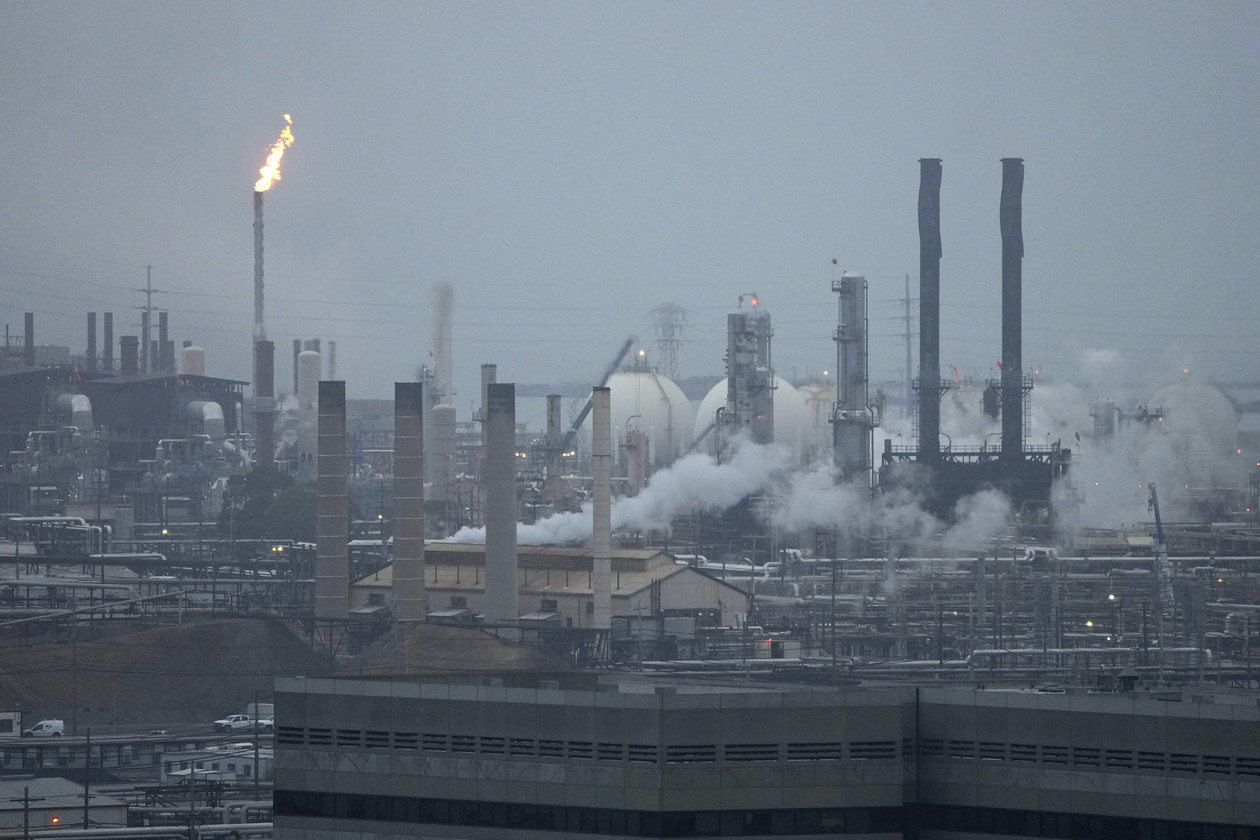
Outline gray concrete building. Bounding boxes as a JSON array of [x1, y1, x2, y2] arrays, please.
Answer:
[[273, 674, 1260, 838]]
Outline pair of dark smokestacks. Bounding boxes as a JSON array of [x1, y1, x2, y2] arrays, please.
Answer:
[[916, 158, 1025, 461]]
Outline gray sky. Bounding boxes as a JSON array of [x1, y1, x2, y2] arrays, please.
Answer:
[[3, 1, 1257, 408]]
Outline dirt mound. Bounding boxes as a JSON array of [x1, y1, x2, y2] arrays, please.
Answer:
[[341, 623, 573, 676], [0, 617, 334, 729]]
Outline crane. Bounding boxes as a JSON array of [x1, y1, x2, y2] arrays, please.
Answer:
[[558, 336, 636, 454]]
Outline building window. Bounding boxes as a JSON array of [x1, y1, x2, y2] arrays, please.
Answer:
[[451, 596, 467, 608], [541, 599, 558, 612]]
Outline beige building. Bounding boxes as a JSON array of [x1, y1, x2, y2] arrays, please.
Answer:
[[350, 544, 749, 628]]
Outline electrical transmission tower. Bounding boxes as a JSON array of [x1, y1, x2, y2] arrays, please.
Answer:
[[652, 303, 687, 380]]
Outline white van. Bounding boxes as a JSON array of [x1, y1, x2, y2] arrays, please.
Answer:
[[22, 719, 64, 738]]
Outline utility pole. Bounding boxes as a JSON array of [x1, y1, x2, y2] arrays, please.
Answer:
[[9, 786, 45, 840], [83, 729, 91, 828], [902, 273, 915, 420], [131, 266, 164, 374]]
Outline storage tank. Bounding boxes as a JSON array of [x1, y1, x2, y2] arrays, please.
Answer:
[[180, 345, 205, 376], [605, 369, 695, 466], [695, 377, 812, 458]]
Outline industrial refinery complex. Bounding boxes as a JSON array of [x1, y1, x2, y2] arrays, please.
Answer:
[[3, 158, 1260, 839]]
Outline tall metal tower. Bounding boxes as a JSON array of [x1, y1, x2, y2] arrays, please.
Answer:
[[832, 273, 875, 487], [651, 303, 687, 380], [721, 295, 774, 454]]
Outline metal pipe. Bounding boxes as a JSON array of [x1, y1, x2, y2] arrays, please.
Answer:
[[253, 190, 264, 339], [253, 341, 275, 469], [593, 386, 612, 628]]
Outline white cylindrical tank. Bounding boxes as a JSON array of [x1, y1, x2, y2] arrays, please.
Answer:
[[605, 370, 695, 466], [696, 376, 813, 458], [180, 345, 205, 376], [297, 351, 321, 411]]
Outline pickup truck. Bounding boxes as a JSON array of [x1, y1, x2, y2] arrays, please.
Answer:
[[212, 714, 254, 732]]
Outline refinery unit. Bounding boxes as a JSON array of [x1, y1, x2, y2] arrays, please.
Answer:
[[3, 157, 1260, 837]]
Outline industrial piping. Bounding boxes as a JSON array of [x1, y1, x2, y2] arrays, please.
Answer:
[[592, 386, 612, 629], [916, 158, 944, 461], [315, 380, 348, 619], [392, 381, 426, 622], [999, 157, 1026, 462], [483, 382, 517, 624]]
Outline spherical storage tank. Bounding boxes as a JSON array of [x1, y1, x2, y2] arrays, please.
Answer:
[[695, 377, 813, 458], [605, 370, 695, 465]]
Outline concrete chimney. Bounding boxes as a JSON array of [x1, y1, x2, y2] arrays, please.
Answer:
[[484, 382, 518, 624], [103, 313, 113, 372], [315, 380, 349, 619], [1000, 157, 1026, 462], [430, 404, 456, 503], [141, 310, 150, 373], [546, 393, 563, 482], [292, 339, 301, 394], [254, 341, 275, 469], [393, 382, 426, 622], [120, 336, 138, 376], [917, 158, 943, 462], [23, 312, 34, 367], [592, 386, 612, 629], [87, 313, 97, 371], [328, 341, 336, 380], [479, 363, 497, 449]]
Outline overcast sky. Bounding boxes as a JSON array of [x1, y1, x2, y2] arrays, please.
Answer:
[[3, 1, 1257, 409]]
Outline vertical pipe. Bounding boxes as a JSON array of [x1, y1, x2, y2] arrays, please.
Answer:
[[103, 313, 113, 372], [546, 393, 563, 480], [393, 382, 426, 622], [87, 313, 97, 371], [1000, 157, 1025, 462], [253, 191, 264, 339], [141, 310, 150, 373], [484, 382, 518, 624], [593, 387, 612, 630], [315, 380, 349, 619], [917, 158, 943, 461], [328, 341, 336, 380], [120, 336, 138, 376], [254, 341, 275, 469], [158, 311, 169, 372], [23, 313, 34, 367]]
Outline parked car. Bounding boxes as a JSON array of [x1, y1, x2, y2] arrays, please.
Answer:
[[22, 719, 64, 738], [212, 714, 254, 732], [254, 717, 274, 732]]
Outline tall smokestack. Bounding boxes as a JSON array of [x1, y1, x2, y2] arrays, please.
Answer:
[[120, 336, 138, 376], [1000, 157, 1026, 462], [592, 386, 612, 629], [292, 339, 301, 394], [480, 363, 497, 449], [103, 313, 113, 372], [158, 311, 169, 372], [484, 382, 518, 624], [253, 191, 265, 340], [87, 313, 97, 371], [315, 380, 349, 619], [393, 382, 426, 622], [546, 393, 563, 482], [141, 310, 150, 373], [917, 158, 943, 461], [23, 312, 34, 367], [433, 284, 453, 403], [254, 341, 275, 469], [327, 341, 336, 380]]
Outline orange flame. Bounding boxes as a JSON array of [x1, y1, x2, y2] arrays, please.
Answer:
[[254, 114, 294, 192]]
